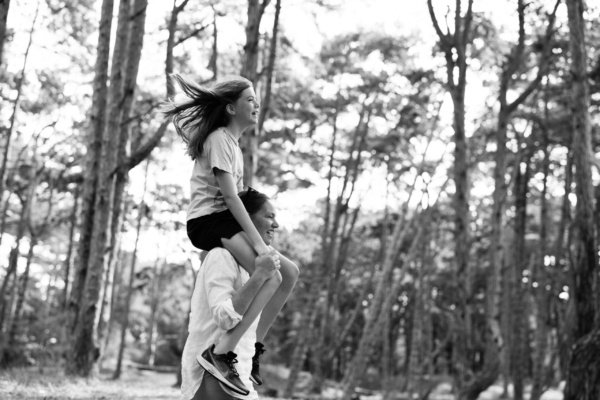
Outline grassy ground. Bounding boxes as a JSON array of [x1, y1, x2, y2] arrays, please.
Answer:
[[1, 366, 181, 400], [0, 364, 565, 400]]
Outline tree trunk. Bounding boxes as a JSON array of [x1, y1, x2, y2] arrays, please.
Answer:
[[7, 237, 36, 347], [67, 0, 130, 376], [428, 1, 504, 397], [0, 164, 37, 332], [564, 329, 600, 400], [257, 0, 281, 135], [208, 6, 218, 77], [240, 0, 270, 186], [530, 139, 551, 400], [62, 185, 80, 310], [68, 0, 114, 335], [97, 0, 148, 350], [147, 255, 162, 365], [510, 150, 531, 400], [312, 109, 370, 392], [0, 0, 10, 69], [0, 1, 38, 248], [565, 0, 597, 341], [340, 214, 422, 399], [564, 0, 599, 396], [113, 197, 145, 379]]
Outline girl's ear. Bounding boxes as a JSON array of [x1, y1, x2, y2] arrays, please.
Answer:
[[227, 104, 235, 115]]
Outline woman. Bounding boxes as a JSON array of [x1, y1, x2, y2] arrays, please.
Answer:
[[181, 189, 285, 400]]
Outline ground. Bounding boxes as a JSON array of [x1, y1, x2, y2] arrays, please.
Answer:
[[0, 365, 565, 400]]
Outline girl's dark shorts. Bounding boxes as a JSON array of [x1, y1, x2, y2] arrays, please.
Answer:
[[187, 210, 243, 251]]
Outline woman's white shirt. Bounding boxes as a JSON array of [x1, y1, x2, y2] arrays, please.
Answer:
[[181, 248, 259, 400]]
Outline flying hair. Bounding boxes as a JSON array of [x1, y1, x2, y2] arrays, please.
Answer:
[[161, 74, 252, 160]]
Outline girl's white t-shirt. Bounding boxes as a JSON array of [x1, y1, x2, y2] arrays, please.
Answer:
[[187, 128, 244, 220]]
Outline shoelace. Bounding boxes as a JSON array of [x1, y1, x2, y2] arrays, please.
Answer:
[[225, 352, 240, 377]]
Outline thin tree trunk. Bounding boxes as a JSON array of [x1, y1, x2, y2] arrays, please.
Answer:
[[147, 259, 161, 367], [341, 218, 425, 399], [0, 1, 38, 248], [98, 240, 123, 371], [257, 0, 281, 135], [7, 237, 36, 346], [510, 149, 531, 400], [113, 196, 146, 379], [530, 82, 552, 400], [0, 164, 37, 331], [0, 0, 11, 69], [240, 0, 271, 186], [62, 185, 80, 310], [208, 5, 218, 77]]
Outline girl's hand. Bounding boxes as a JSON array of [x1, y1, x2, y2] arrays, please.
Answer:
[[255, 250, 280, 280]]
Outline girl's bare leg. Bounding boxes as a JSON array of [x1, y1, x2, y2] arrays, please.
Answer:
[[256, 254, 298, 342], [219, 234, 299, 349], [215, 233, 280, 354]]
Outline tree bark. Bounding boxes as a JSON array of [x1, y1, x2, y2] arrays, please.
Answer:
[[62, 185, 80, 310], [67, 0, 131, 376], [564, 0, 599, 396], [113, 197, 146, 379], [565, 0, 597, 341], [427, 1, 501, 398], [97, 0, 148, 349], [146, 257, 162, 366], [564, 329, 600, 400], [341, 217, 425, 399], [68, 0, 114, 336], [7, 237, 36, 347], [0, 1, 38, 248], [510, 149, 532, 400], [0, 164, 37, 332], [257, 0, 281, 135], [530, 119, 552, 400], [240, 0, 271, 186]]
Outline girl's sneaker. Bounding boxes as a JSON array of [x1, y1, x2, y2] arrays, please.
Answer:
[[250, 342, 265, 386], [197, 344, 250, 395]]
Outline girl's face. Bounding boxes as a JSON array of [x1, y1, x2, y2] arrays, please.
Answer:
[[232, 87, 260, 127], [250, 200, 278, 246]]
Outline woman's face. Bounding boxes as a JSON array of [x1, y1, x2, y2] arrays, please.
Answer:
[[250, 200, 279, 246], [232, 86, 260, 126]]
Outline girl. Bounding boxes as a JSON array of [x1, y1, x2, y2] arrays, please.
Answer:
[[163, 74, 299, 396]]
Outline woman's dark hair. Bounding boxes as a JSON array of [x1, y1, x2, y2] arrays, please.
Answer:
[[239, 187, 270, 216], [161, 74, 252, 160]]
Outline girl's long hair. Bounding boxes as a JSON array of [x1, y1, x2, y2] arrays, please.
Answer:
[[162, 74, 252, 160]]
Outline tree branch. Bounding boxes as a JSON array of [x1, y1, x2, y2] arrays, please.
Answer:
[[507, 0, 560, 114], [427, 0, 451, 49]]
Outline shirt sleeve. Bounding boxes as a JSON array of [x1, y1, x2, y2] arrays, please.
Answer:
[[205, 132, 235, 175], [203, 249, 243, 330]]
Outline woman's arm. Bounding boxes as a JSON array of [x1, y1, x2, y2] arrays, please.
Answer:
[[215, 169, 270, 255]]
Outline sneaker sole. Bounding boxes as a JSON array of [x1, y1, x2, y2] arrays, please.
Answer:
[[197, 354, 250, 396], [249, 375, 262, 386]]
